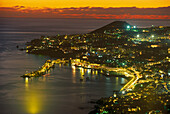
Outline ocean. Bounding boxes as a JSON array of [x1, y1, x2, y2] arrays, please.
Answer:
[[0, 17, 169, 114]]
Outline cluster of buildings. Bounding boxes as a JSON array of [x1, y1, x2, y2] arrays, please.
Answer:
[[89, 71, 170, 113], [22, 60, 55, 78], [25, 21, 170, 113]]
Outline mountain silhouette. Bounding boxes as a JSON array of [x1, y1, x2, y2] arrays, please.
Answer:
[[90, 21, 131, 33]]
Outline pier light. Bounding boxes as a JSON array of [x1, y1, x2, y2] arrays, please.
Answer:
[[127, 25, 130, 29], [137, 34, 139, 38], [25, 77, 29, 83], [133, 26, 136, 28]]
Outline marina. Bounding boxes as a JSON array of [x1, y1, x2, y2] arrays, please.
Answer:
[[21, 58, 138, 93]]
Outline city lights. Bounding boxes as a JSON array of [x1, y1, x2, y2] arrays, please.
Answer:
[[127, 25, 130, 29], [22, 21, 170, 114]]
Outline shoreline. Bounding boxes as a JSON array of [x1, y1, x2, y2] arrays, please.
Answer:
[[21, 20, 170, 113], [21, 58, 137, 92]]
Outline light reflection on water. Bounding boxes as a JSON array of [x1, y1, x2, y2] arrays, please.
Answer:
[[24, 77, 48, 114], [25, 77, 29, 89], [18, 64, 126, 114], [25, 89, 42, 114], [72, 66, 76, 83], [0, 17, 138, 113], [0, 43, 126, 114]]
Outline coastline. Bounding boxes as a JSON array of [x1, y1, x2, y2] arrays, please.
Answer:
[[20, 20, 170, 113]]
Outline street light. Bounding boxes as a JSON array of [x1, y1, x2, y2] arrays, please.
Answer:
[[137, 34, 139, 38]]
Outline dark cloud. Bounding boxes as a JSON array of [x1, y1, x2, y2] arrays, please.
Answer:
[[0, 6, 169, 19], [14, 5, 25, 9], [48, 6, 170, 15]]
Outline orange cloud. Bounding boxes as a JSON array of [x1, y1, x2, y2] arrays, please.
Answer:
[[0, 6, 170, 19]]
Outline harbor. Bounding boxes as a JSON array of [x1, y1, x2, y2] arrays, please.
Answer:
[[21, 58, 138, 92]]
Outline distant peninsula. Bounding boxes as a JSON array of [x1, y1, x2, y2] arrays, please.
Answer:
[[25, 21, 170, 63]]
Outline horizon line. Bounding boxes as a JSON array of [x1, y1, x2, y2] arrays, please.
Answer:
[[1, 16, 170, 20], [40, 6, 170, 8]]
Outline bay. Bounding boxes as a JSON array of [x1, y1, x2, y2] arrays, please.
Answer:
[[0, 17, 169, 114]]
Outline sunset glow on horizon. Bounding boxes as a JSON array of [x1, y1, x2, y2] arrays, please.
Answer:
[[1, 0, 170, 8], [0, 0, 170, 19]]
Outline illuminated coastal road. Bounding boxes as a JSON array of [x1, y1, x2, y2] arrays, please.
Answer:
[[93, 64, 141, 92], [64, 60, 141, 92], [90, 65, 141, 92], [120, 68, 140, 92]]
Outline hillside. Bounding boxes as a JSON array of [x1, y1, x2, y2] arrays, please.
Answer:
[[90, 21, 131, 34]]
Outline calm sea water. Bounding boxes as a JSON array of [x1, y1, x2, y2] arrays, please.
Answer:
[[0, 18, 169, 114]]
